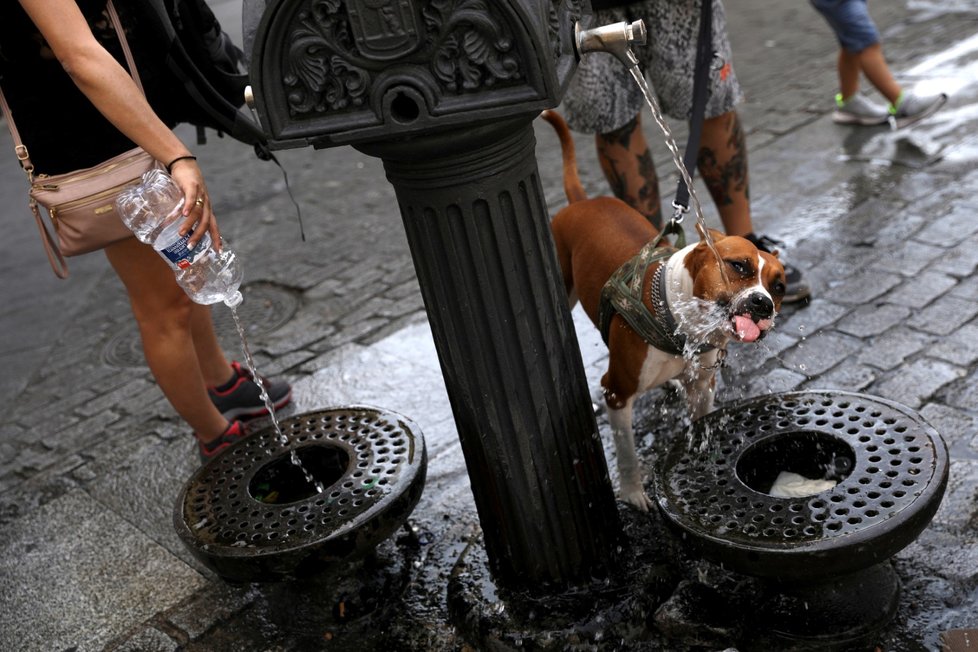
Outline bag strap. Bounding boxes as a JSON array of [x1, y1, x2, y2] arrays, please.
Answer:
[[673, 0, 713, 213], [0, 0, 136, 279]]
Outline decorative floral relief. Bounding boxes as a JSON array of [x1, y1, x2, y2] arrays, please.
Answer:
[[281, 0, 526, 116]]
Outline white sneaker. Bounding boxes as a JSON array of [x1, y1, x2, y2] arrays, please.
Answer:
[[888, 90, 948, 129], [832, 93, 889, 126]]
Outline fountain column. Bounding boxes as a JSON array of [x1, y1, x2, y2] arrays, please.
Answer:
[[249, 0, 622, 589]]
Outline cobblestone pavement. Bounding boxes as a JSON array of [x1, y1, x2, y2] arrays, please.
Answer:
[[2, 1, 978, 651]]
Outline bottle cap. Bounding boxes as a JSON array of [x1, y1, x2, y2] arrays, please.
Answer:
[[224, 291, 244, 309]]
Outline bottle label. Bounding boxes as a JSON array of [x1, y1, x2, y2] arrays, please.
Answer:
[[154, 219, 212, 269]]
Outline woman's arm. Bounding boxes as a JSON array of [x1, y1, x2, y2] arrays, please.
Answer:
[[18, 0, 219, 247]]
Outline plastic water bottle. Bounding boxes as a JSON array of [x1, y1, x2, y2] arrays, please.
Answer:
[[116, 169, 243, 307]]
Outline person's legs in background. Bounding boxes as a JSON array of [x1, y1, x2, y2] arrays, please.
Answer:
[[595, 114, 663, 230], [839, 43, 901, 105], [696, 110, 750, 236], [812, 0, 946, 127], [593, 108, 811, 303]]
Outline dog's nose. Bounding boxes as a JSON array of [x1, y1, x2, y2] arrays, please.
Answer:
[[749, 293, 774, 319]]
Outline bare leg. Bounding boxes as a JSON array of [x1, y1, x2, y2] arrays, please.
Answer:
[[838, 48, 862, 99], [104, 237, 229, 441], [596, 114, 663, 229], [855, 43, 902, 104], [189, 303, 234, 387], [696, 110, 752, 237]]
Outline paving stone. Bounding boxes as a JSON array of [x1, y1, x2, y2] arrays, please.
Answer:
[[908, 295, 978, 335], [110, 626, 179, 652], [76, 377, 155, 418], [293, 339, 453, 436], [742, 367, 808, 397], [930, 323, 978, 367], [11, 387, 97, 426], [774, 299, 850, 338], [857, 328, 935, 371], [882, 270, 958, 308], [913, 201, 978, 244], [46, 409, 124, 456], [802, 358, 877, 392], [939, 367, 978, 414], [873, 242, 949, 277], [898, 529, 978, 586], [930, 458, 978, 534], [840, 196, 915, 245], [871, 358, 965, 409], [836, 303, 913, 338], [823, 268, 903, 305], [919, 403, 978, 457], [933, 240, 978, 278], [166, 584, 255, 641], [949, 273, 978, 301], [263, 311, 341, 357], [85, 431, 204, 570], [779, 331, 864, 376], [0, 489, 205, 652]]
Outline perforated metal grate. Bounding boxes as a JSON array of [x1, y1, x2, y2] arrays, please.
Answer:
[[655, 391, 947, 573], [175, 406, 426, 581]]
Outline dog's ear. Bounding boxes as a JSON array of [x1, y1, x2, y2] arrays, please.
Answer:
[[696, 223, 726, 243]]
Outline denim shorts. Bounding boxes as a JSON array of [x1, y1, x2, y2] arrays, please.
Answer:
[[810, 0, 880, 53], [560, 0, 743, 134]]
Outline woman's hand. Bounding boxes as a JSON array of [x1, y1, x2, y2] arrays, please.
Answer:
[[168, 157, 221, 251]]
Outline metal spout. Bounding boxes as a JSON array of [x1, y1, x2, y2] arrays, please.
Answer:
[[574, 20, 647, 69]]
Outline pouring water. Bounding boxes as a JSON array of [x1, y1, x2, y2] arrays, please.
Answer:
[[224, 292, 325, 495]]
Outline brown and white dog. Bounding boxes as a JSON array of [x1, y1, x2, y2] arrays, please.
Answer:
[[542, 110, 786, 511]]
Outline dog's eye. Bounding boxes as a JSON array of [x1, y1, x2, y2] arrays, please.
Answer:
[[772, 280, 786, 296], [727, 259, 752, 276]]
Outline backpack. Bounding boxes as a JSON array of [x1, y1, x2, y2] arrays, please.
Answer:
[[124, 0, 305, 239], [127, 0, 268, 147]]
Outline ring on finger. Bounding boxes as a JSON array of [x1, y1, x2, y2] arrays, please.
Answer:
[[195, 197, 205, 206]]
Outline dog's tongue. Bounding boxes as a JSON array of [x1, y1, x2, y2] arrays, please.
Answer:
[[733, 315, 761, 342]]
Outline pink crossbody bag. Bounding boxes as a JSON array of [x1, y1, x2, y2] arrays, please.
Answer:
[[0, 0, 160, 278]]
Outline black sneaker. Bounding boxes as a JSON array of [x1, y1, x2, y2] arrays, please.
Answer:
[[744, 233, 811, 304], [208, 361, 292, 420], [197, 419, 248, 464]]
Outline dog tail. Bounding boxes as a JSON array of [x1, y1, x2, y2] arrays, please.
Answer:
[[540, 109, 588, 204]]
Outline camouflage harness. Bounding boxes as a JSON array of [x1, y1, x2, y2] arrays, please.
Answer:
[[597, 224, 716, 356]]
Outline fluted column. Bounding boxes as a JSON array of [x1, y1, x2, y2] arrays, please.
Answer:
[[358, 116, 621, 587]]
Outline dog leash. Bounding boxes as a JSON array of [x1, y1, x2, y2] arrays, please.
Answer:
[[667, 0, 714, 233]]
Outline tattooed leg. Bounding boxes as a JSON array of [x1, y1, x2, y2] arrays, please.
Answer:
[[596, 114, 663, 229], [697, 110, 752, 236]]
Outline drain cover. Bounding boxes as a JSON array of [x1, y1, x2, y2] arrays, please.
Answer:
[[174, 406, 426, 582], [102, 281, 299, 368], [654, 390, 948, 580]]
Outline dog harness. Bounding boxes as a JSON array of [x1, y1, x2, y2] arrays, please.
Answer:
[[598, 238, 716, 357]]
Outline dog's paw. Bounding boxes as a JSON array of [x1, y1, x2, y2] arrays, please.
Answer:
[[620, 487, 654, 512]]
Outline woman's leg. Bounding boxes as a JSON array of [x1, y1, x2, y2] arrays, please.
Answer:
[[104, 237, 229, 441], [189, 303, 235, 388]]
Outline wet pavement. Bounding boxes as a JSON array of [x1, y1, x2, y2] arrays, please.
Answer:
[[2, 1, 978, 650]]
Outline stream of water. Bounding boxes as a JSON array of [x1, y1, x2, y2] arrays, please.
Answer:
[[627, 66, 728, 283], [229, 305, 325, 495]]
